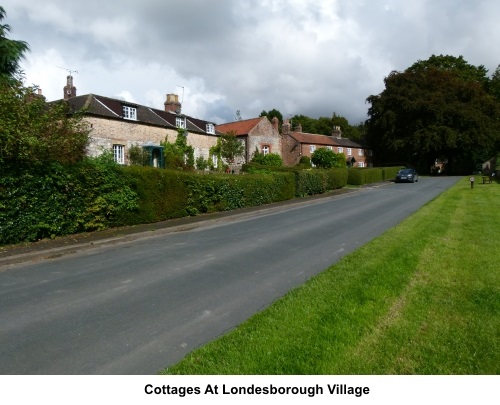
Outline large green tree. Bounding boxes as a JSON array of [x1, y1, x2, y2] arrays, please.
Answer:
[[366, 55, 500, 174], [0, 6, 30, 84], [0, 80, 90, 166]]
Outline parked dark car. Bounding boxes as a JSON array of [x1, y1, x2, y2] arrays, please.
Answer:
[[395, 168, 418, 183]]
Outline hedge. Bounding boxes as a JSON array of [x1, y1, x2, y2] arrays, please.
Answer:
[[347, 167, 403, 185], [242, 163, 348, 196]]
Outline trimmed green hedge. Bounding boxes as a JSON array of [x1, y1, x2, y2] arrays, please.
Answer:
[[242, 163, 348, 196], [347, 167, 403, 185], [2, 159, 396, 245]]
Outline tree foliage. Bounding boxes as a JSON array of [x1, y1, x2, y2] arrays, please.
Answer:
[[220, 130, 245, 164], [290, 112, 364, 140], [311, 148, 346, 169], [366, 55, 500, 174], [0, 80, 90, 166], [161, 129, 194, 170], [0, 6, 30, 84]]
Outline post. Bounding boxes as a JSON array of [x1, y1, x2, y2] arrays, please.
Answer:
[[470, 176, 474, 189]]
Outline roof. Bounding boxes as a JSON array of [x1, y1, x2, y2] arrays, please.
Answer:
[[58, 94, 220, 136], [216, 117, 265, 136], [289, 132, 336, 146], [289, 131, 367, 149]]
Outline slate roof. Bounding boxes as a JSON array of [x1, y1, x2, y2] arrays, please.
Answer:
[[216, 117, 265, 136], [60, 94, 219, 136]]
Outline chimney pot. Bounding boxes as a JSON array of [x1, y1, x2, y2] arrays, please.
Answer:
[[165, 93, 182, 113]]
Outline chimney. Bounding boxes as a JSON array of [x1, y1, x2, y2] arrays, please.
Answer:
[[164, 93, 181, 113], [271, 116, 279, 131], [332, 126, 342, 139], [295, 123, 302, 132], [282, 118, 291, 135], [63, 75, 77, 100]]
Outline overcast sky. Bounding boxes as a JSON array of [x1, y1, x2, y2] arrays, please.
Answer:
[[3, 0, 500, 125]]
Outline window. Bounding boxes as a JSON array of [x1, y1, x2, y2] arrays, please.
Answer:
[[212, 154, 218, 168], [206, 123, 215, 134], [176, 116, 186, 129], [358, 162, 365, 168], [338, 147, 343, 153], [113, 144, 125, 164], [122, 106, 137, 120], [327, 146, 333, 151], [358, 149, 364, 156], [309, 145, 316, 153], [347, 148, 352, 156], [262, 145, 270, 155]]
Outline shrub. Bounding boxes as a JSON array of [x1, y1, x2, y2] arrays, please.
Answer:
[[311, 148, 345, 169]]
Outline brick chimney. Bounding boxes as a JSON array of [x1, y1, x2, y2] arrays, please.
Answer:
[[164, 93, 181, 113], [282, 118, 291, 135], [295, 123, 302, 132], [332, 126, 342, 139], [63, 75, 77, 100], [271, 116, 279, 131]]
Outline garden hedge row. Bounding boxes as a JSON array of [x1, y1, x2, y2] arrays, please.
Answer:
[[1, 159, 399, 245], [347, 166, 403, 185]]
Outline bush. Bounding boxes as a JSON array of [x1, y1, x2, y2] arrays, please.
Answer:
[[0, 155, 138, 244], [251, 150, 283, 166], [311, 148, 345, 169]]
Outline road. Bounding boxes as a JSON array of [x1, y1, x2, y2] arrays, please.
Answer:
[[0, 176, 461, 374]]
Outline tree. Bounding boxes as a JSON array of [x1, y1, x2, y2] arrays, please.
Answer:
[[0, 6, 30, 84], [260, 108, 283, 126], [311, 148, 345, 169], [220, 130, 244, 165], [366, 55, 500, 174], [161, 129, 195, 170], [0, 80, 90, 166]]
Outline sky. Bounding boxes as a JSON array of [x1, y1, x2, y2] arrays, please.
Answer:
[[3, 0, 500, 125]]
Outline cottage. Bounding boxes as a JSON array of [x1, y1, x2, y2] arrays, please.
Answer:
[[216, 116, 282, 167], [58, 75, 219, 167], [281, 120, 373, 167]]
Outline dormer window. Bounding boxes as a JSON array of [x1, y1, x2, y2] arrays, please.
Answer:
[[176, 116, 186, 129], [206, 123, 215, 134], [123, 105, 137, 120]]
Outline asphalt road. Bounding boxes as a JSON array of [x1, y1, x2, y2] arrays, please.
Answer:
[[0, 176, 461, 374]]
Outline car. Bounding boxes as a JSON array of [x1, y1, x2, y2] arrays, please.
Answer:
[[395, 168, 418, 183]]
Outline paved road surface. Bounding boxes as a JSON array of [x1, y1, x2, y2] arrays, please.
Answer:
[[0, 176, 461, 374]]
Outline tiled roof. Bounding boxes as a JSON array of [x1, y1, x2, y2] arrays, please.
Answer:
[[289, 132, 337, 146], [216, 117, 264, 136], [61, 94, 218, 135], [289, 131, 367, 149]]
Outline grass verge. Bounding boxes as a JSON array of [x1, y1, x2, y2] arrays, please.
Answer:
[[163, 178, 500, 374]]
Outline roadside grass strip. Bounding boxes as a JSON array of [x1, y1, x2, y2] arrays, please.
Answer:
[[163, 178, 500, 375]]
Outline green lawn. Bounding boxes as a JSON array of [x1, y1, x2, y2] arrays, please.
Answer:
[[163, 177, 500, 375]]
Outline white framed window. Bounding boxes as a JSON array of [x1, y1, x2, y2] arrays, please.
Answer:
[[358, 149, 364, 156], [338, 147, 343, 153], [176, 116, 186, 129], [262, 145, 270, 155], [122, 106, 137, 120], [206, 123, 215, 134], [347, 148, 352, 156], [309, 145, 316, 153], [212, 154, 218, 168], [358, 162, 365, 168], [327, 146, 333, 151], [113, 144, 125, 164]]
